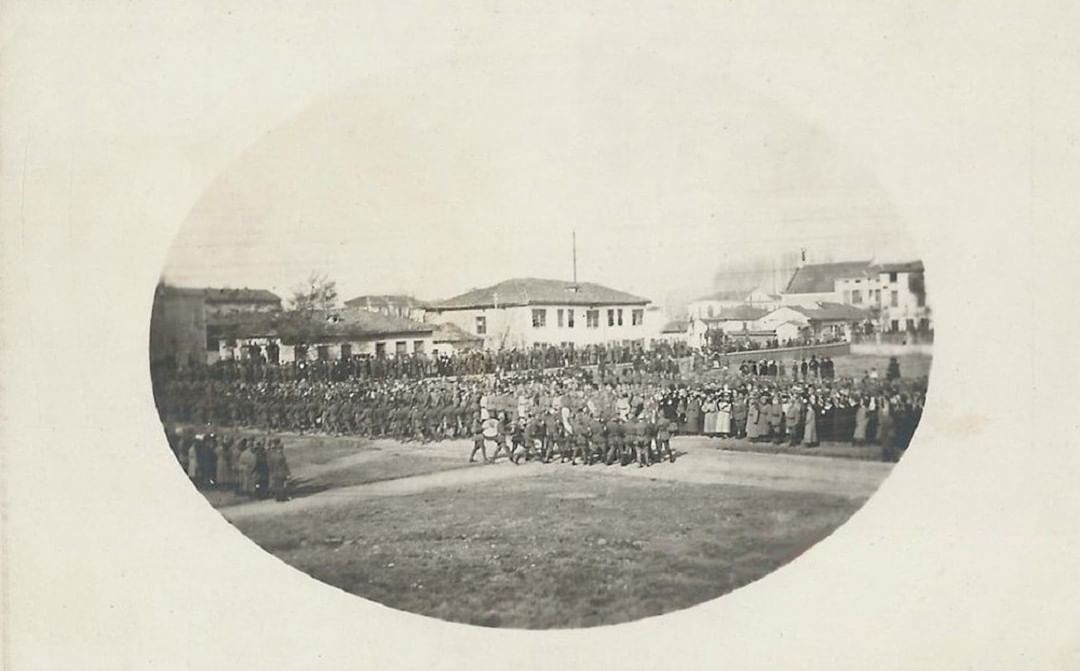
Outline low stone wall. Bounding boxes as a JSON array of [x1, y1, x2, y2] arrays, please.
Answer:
[[851, 343, 934, 356], [712, 341, 851, 364]]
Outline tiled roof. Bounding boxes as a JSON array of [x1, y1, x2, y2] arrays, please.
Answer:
[[433, 322, 484, 343], [161, 285, 282, 304], [874, 260, 925, 274], [207, 308, 432, 341], [205, 313, 280, 338], [788, 302, 871, 322], [432, 278, 650, 309], [327, 308, 433, 336], [783, 261, 871, 294], [343, 294, 429, 310]]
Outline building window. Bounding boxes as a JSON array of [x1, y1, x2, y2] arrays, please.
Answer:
[[375, 342, 386, 358], [707, 305, 715, 318], [340, 343, 352, 360], [532, 309, 547, 328], [395, 341, 407, 355], [567, 309, 575, 328], [890, 290, 899, 307], [875, 289, 882, 303], [889, 272, 898, 283], [413, 340, 425, 353], [206, 336, 218, 352], [890, 320, 899, 332], [557, 309, 564, 328], [917, 292, 926, 307], [317, 345, 330, 360], [852, 290, 862, 305], [632, 309, 644, 326], [906, 319, 915, 332], [617, 309, 624, 326], [475, 316, 486, 335], [607, 309, 615, 327], [587, 310, 600, 328]]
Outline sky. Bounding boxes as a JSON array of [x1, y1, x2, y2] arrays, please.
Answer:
[[162, 47, 918, 313]]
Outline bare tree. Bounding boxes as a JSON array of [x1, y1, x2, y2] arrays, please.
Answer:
[[279, 272, 339, 345], [288, 271, 339, 314]]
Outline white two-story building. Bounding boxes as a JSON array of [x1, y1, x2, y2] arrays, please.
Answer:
[[424, 277, 653, 350]]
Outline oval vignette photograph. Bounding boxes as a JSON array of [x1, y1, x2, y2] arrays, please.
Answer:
[[148, 71, 933, 629]]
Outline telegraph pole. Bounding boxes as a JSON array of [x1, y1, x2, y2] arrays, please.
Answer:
[[572, 230, 578, 285]]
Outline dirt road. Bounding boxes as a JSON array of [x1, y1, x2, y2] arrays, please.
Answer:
[[218, 435, 892, 521]]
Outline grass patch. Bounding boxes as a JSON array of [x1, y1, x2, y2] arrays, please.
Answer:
[[232, 471, 860, 628]]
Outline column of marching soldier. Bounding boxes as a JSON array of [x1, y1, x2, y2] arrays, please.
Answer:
[[157, 350, 927, 494]]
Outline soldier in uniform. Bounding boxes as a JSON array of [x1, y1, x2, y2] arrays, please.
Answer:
[[253, 439, 270, 498], [267, 438, 291, 501], [587, 412, 606, 465], [643, 413, 658, 465], [509, 416, 529, 464], [489, 413, 513, 462], [523, 413, 544, 465], [607, 417, 626, 466], [542, 410, 561, 463], [214, 434, 234, 489], [656, 413, 676, 463], [469, 416, 489, 463], [570, 410, 590, 466], [237, 440, 257, 496]]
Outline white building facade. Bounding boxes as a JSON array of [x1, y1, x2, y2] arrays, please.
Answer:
[[688, 287, 781, 320], [781, 259, 931, 334], [425, 278, 654, 350]]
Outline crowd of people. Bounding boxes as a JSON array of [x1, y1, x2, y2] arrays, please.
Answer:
[[705, 331, 847, 354], [166, 430, 292, 501], [155, 343, 926, 468], [152, 341, 691, 385]]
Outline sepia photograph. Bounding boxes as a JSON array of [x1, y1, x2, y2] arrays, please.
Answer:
[[5, 2, 1079, 668], [148, 80, 932, 628]]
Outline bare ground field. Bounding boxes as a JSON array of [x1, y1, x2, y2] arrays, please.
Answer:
[[190, 431, 892, 628]]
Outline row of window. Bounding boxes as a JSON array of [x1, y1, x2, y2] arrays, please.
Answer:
[[843, 289, 902, 307], [529, 308, 644, 329], [842, 281, 926, 309], [847, 271, 901, 285], [474, 309, 644, 334], [890, 318, 931, 333]]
